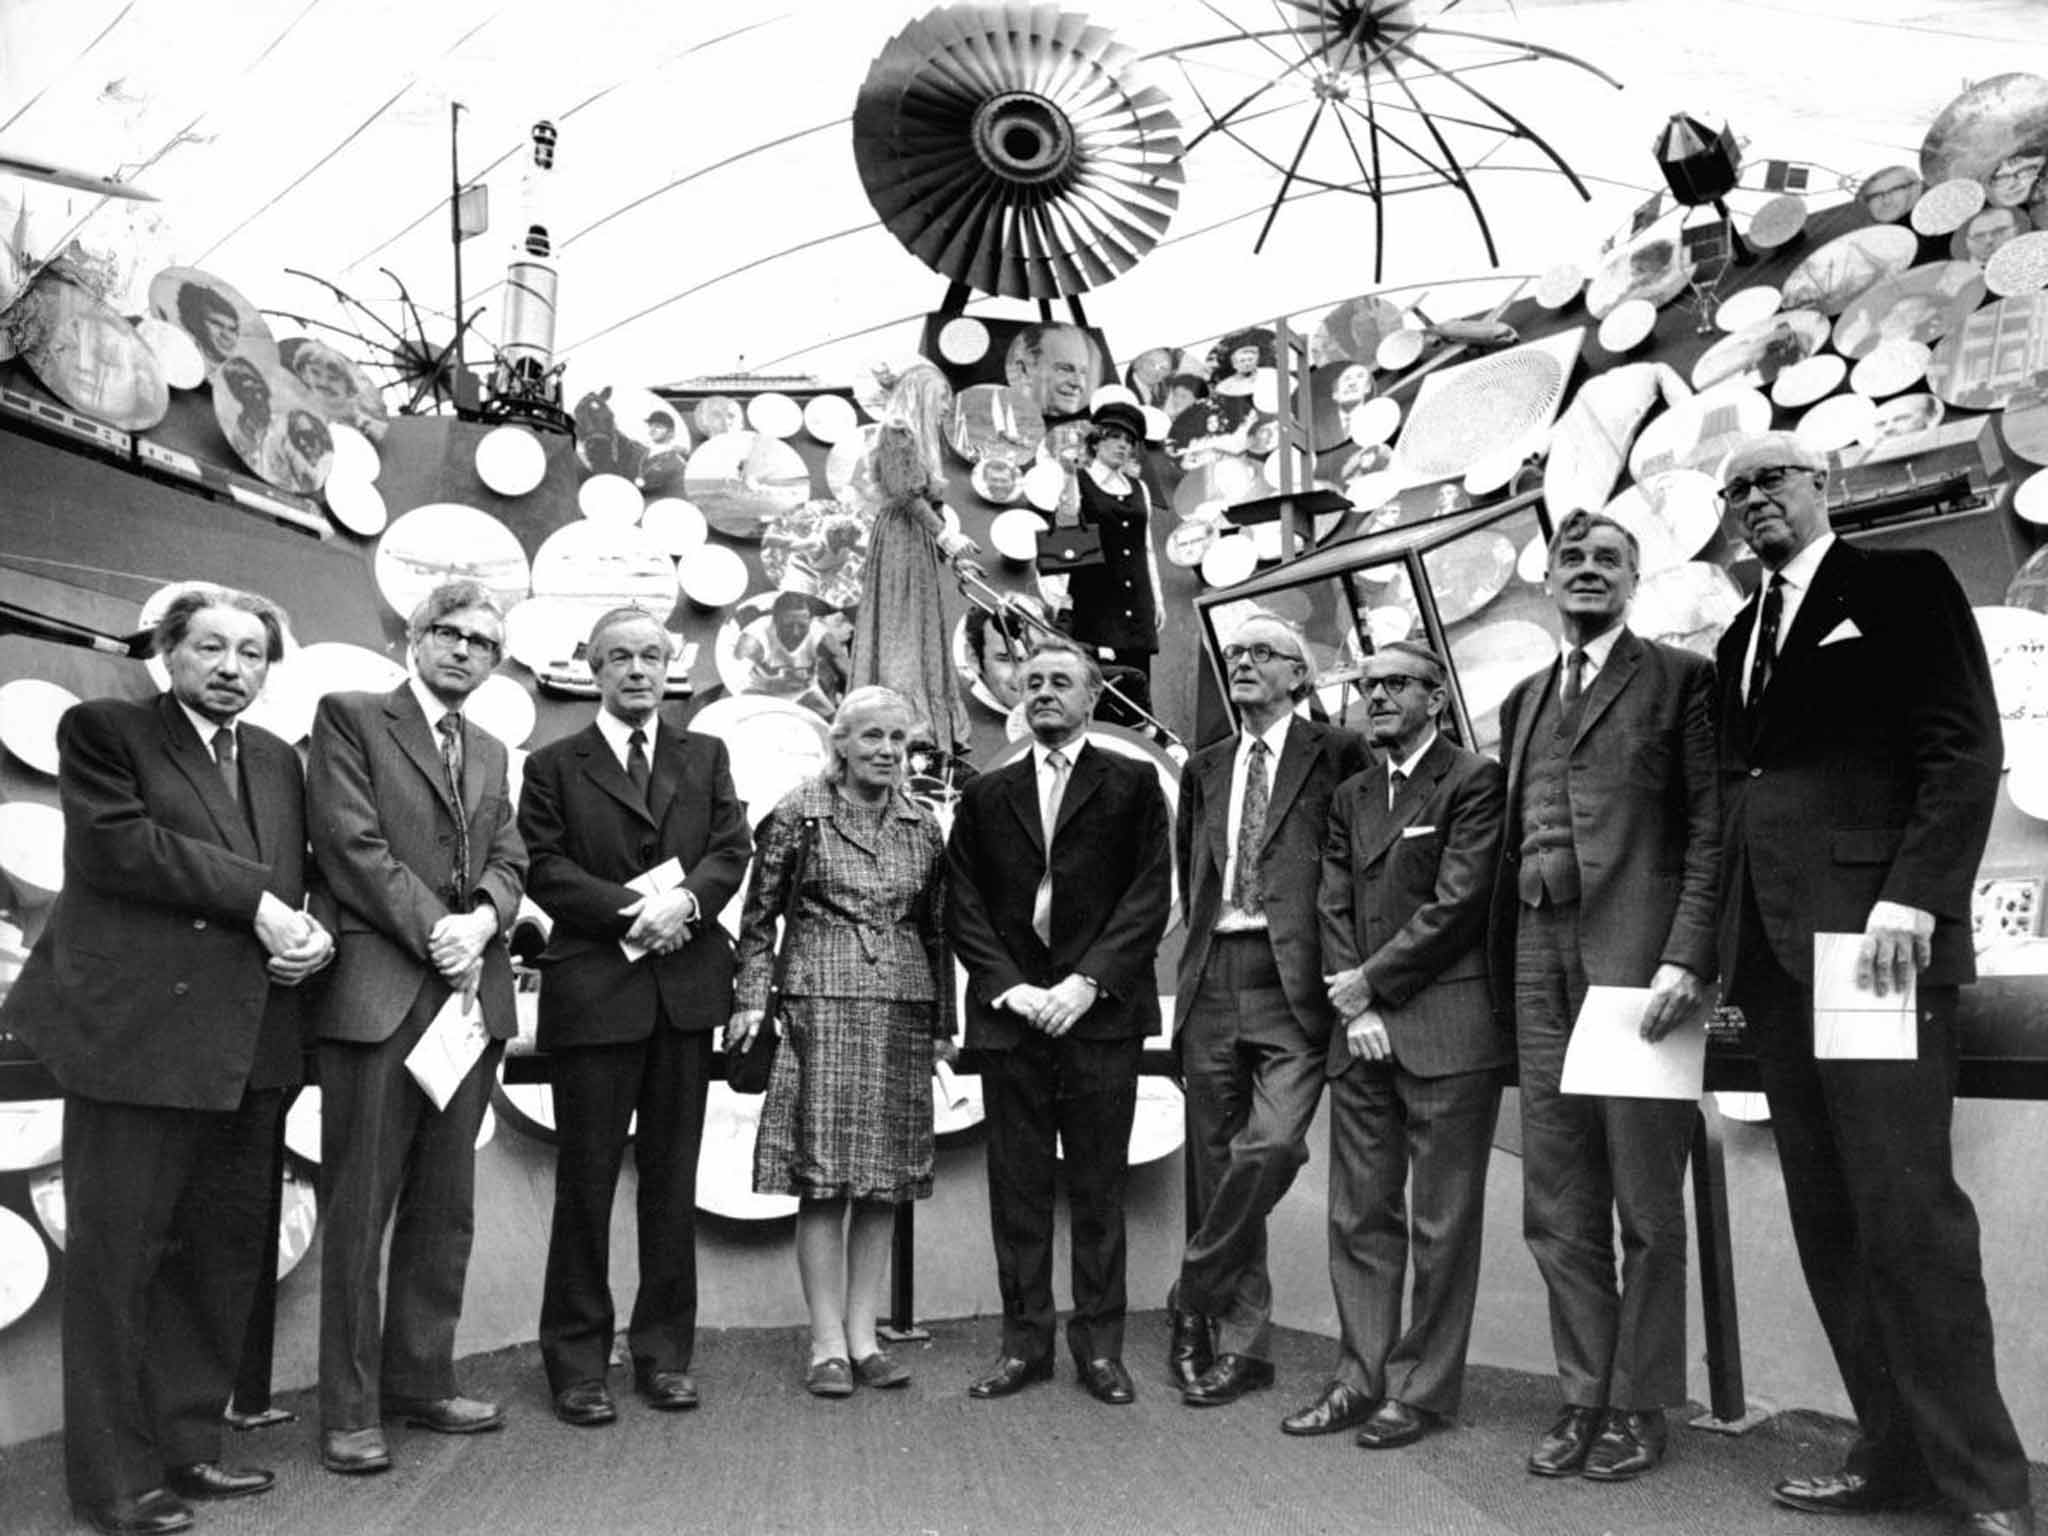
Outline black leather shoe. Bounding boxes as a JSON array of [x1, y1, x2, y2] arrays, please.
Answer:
[[1281, 1381, 1377, 1437], [553, 1380, 617, 1427], [319, 1426, 391, 1475], [1770, 1470, 1938, 1515], [1182, 1352, 1274, 1407], [633, 1367, 699, 1412], [1582, 1409, 1667, 1481], [967, 1355, 1054, 1399], [1527, 1404, 1603, 1477], [1168, 1306, 1214, 1392], [1963, 1508, 2037, 1536], [165, 1461, 273, 1500], [222, 1403, 296, 1431], [1355, 1398, 1436, 1450], [382, 1393, 505, 1434], [74, 1488, 193, 1535], [1078, 1357, 1136, 1405]]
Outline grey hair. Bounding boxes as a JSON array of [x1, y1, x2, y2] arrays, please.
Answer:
[[1373, 639, 1448, 689], [584, 606, 673, 665], [1548, 510, 1640, 573], [407, 579, 506, 642], [153, 584, 289, 663], [1024, 636, 1104, 693], [1230, 614, 1318, 700], [827, 686, 916, 774]]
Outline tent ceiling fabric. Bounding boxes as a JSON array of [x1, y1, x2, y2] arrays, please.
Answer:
[[0, 0, 2039, 393]]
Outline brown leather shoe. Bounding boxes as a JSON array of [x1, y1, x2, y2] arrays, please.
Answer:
[[1582, 1409, 1667, 1482], [320, 1426, 391, 1475], [1355, 1398, 1436, 1450], [1281, 1381, 1376, 1437], [73, 1488, 193, 1535], [164, 1462, 273, 1500], [381, 1393, 504, 1434], [1962, 1508, 2037, 1536], [1527, 1404, 1603, 1477], [1770, 1469, 1938, 1514], [1182, 1353, 1274, 1407]]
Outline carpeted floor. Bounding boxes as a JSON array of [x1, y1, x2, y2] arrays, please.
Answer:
[[4, 1314, 2031, 1536]]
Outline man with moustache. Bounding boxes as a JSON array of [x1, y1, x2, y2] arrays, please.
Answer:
[[1491, 511, 1719, 1483], [1713, 434, 2032, 1536], [1291, 641, 1506, 1450], [518, 608, 751, 1427], [2, 585, 331, 1535], [948, 639, 1171, 1406], [307, 579, 527, 1476], [1170, 616, 1368, 1407]]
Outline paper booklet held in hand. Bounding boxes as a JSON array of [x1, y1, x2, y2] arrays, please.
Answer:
[[1812, 931, 1917, 1059], [405, 988, 490, 1111], [1560, 985, 1707, 1101], [619, 857, 687, 963]]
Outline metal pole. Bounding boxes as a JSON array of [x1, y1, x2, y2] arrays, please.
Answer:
[[449, 101, 466, 378]]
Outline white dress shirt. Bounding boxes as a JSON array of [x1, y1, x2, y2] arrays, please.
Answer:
[[1558, 622, 1625, 702], [594, 708, 659, 774], [1216, 713, 1291, 933], [1387, 727, 1439, 806], [1740, 532, 1836, 703]]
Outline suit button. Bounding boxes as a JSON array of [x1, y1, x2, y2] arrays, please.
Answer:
[[640, 844, 656, 861], [1749, 767, 1762, 778], [438, 833, 452, 845], [192, 918, 207, 931], [173, 982, 189, 996]]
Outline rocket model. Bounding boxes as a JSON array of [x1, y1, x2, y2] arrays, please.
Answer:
[[490, 119, 564, 421]]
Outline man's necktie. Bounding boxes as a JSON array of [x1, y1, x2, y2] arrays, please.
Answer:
[[1388, 766, 1404, 812], [1031, 749, 1068, 946], [1232, 738, 1270, 916], [627, 727, 651, 799], [212, 725, 239, 804], [1562, 647, 1587, 707], [1748, 574, 1785, 708], [438, 714, 471, 902]]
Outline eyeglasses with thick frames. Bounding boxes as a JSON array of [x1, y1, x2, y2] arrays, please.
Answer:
[[1719, 465, 1820, 507], [1361, 674, 1430, 696], [1222, 642, 1304, 667], [422, 622, 503, 661]]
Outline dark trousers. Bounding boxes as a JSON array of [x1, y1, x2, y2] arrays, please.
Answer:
[[1515, 901, 1693, 1410], [1175, 932, 1324, 1358], [1731, 883, 2029, 1513], [60, 1086, 283, 1508], [317, 1017, 503, 1430], [982, 1031, 1142, 1364], [539, 1025, 713, 1392], [231, 1082, 298, 1412], [1326, 1058, 1501, 1415]]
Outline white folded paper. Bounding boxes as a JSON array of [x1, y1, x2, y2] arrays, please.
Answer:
[[1559, 985, 1706, 1101], [1813, 931, 1916, 1059], [934, 1058, 970, 1111], [404, 988, 490, 1111], [619, 856, 687, 963]]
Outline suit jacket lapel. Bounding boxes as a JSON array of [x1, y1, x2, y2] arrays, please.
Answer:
[[647, 729, 683, 827], [1006, 756, 1045, 856], [1358, 733, 1451, 866], [385, 687, 458, 816], [1753, 541, 1856, 746], [1573, 628, 1642, 748], [1504, 667, 1548, 806], [156, 696, 258, 859], [457, 715, 489, 814], [1201, 744, 1234, 871], [238, 732, 285, 861], [1052, 742, 1105, 841], [1259, 723, 1315, 850], [576, 725, 657, 828]]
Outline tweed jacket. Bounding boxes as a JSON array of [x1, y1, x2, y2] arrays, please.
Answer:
[[733, 777, 953, 1035]]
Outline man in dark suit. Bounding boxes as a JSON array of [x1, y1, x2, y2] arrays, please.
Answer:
[[1170, 616, 1368, 1408], [307, 579, 527, 1476], [1, 585, 331, 1535], [1289, 641, 1506, 1450], [517, 608, 750, 1427], [948, 637, 1171, 1405], [1713, 434, 2031, 1536], [1491, 510, 1719, 1483]]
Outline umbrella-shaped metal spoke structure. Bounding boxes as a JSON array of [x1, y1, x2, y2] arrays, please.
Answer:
[[1157, 0, 1618, 272], [853, 1, 1187, 301]]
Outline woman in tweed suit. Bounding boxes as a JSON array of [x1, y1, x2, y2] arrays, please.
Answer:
[[728, 687, 955, 1396]]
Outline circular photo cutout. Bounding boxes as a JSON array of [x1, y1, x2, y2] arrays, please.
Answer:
[[953, 596, 1050, 716], [10, 273, 168, 431], [760, 499, 871, 612], [1831, 261, 1987, 358], [1313, 295, 1406, 364], [529, 520, 679, 614], [1860, 164, 1925, 224], [1586, 232, 1695, 319], [714, 592, 851, 717], [148, 266, 276, 378], [373, 503, 530, 619], [1953, 204, 2033, 268], [1920, 73, 2048, 208], [278, 337, 390, 442], [950, 382, 1045, 463], [1004, 321, 1102, 421], [683, 430, 812, 541], [570, 383, 693, 498], [211, 353, 334, 494]]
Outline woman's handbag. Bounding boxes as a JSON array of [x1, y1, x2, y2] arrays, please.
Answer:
[[1035, 473, 1105, 573], [727, 815, 818, 1094]]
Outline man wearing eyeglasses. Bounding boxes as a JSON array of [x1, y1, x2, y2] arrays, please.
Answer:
[[1292, 641, 1505, 1452], [307, 579, 528, 1476], [1170, 617, 1369, 1410], [1490, 510, 1720, 1484], [1714, 434, 2031, 1536]]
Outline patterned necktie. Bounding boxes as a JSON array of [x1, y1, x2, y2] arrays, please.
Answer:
[[1748, 574, 1786, 707], [1388, 765, 1404, 812], [1032, 749, 1069, 946], [1562, 647, 1587, 707], [627, 727, 651, 799], [212, 725, 239, 804], [437, 714, 471, 903], [1233, 738, 1270, 916]]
